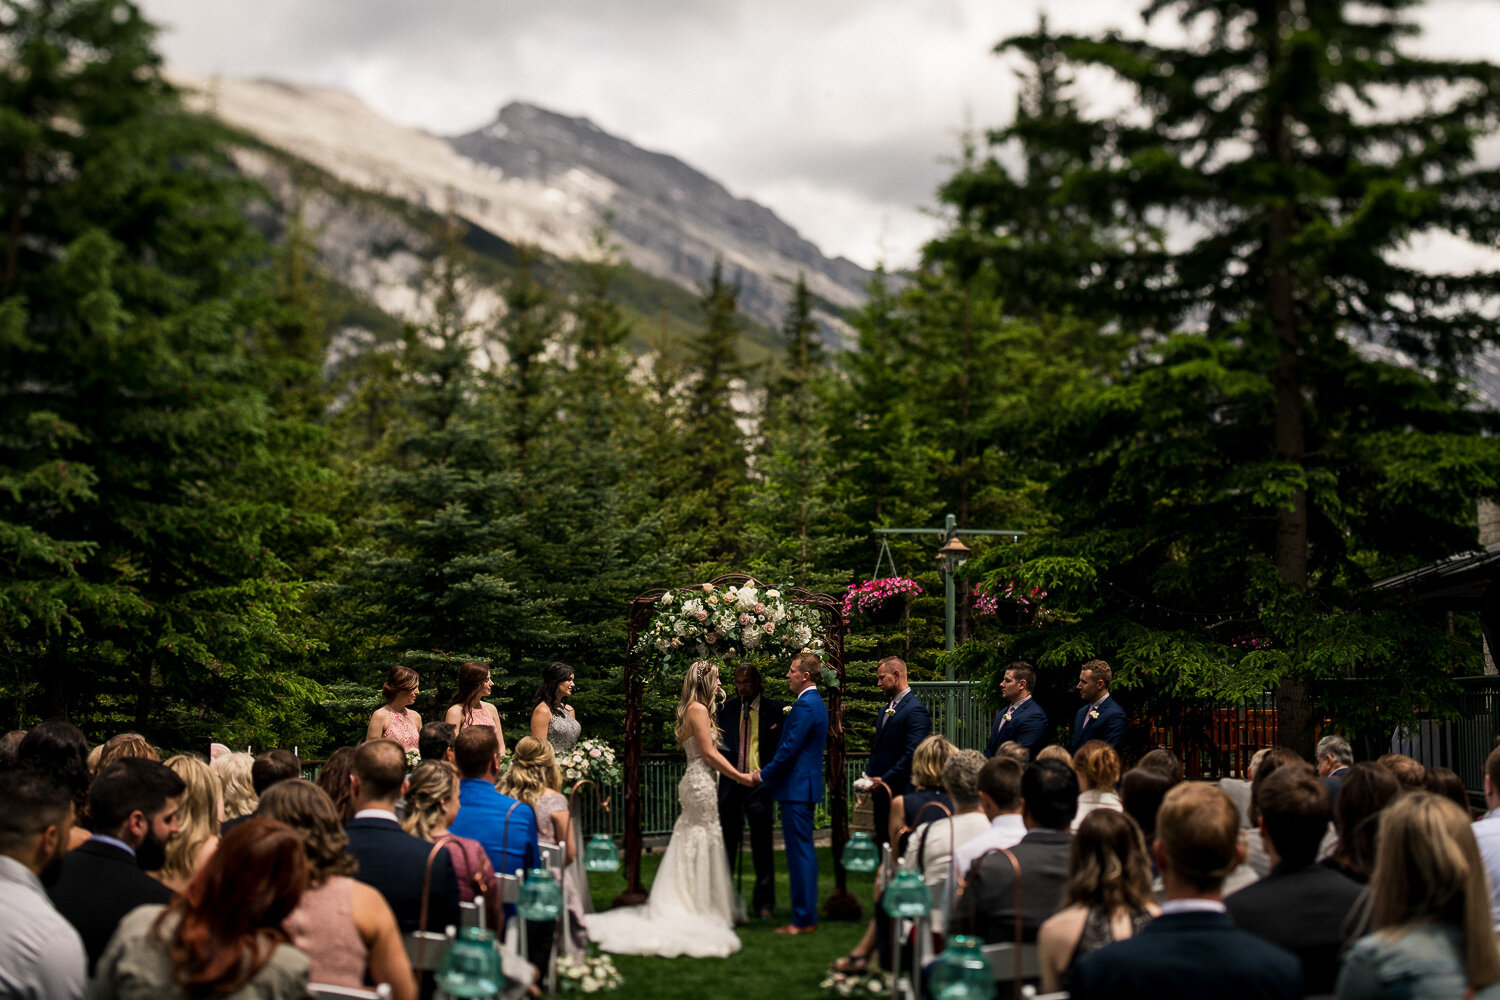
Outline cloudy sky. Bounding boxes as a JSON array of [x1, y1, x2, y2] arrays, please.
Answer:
[[137, 0, 1500, 271]]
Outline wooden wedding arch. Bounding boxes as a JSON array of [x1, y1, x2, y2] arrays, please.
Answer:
[[614, 574, 859, 918]]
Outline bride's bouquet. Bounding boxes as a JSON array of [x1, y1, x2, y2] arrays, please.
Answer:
[[556, 738, 621, 790], [641, 582, 825, 675]]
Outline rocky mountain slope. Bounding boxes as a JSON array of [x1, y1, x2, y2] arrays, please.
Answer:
[[178, 74, 870, 336]]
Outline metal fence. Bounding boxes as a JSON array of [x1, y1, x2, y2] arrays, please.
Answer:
[[1143, 692, 1279, 780], [909, 681, 990, 752], [571, 754, 873, 838], [1396, 676, 1500, 793]]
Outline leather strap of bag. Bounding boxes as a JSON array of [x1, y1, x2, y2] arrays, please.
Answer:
[[998, 846, 1023, 997], [413, 838, 447, 967], [957, 846, 1024, 997]]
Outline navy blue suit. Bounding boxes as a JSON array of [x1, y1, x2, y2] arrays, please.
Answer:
[[1072, 910, 1301, 1000], [345, 815, 462, 934], [758, 686, 829, 928], [867, 690, 931, 795], [985, 696, 1049, 758], [1073, 695, 1127, 754]]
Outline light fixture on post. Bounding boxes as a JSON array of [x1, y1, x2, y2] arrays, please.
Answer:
[[935, 533, 971, 658]]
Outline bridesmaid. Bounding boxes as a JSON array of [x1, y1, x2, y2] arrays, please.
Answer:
[[365, 666, 421, 752], [445, 661, 506, 755], [529, 662, 581, 754]]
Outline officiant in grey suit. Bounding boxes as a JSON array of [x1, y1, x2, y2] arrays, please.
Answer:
[[717, 664, 787, 920]]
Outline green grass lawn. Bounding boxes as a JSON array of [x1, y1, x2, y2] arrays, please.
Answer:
[[585, 847, 880, 1000]]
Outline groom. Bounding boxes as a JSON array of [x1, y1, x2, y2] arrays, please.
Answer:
[[753, 651, 829, 935]]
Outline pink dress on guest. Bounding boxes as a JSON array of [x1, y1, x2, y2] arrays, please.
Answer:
[[284, 875, 367, 990], [382, 708, 420, 751]]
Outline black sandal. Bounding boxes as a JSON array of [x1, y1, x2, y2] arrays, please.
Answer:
[[829, 952, 872, 975]]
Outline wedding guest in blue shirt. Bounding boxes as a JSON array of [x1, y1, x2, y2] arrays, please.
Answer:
[[0, 770, 87, 1000]]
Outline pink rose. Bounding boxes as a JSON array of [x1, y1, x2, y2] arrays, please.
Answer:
[[705, 633, 719, 643], [739, 613, 750, 625], [589, 748, 602, 758], [763, 622, 776, 634], [696, 609, 708, 621], [755, 603, 766, 614]]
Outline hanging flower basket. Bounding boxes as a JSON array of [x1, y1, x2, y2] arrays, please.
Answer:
[[843, 577, 923, 624], [973, 582, 1047, 627]]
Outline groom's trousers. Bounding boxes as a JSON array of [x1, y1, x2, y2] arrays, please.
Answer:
[[780, 800, 818, 928], [720, 780, 776, 914]]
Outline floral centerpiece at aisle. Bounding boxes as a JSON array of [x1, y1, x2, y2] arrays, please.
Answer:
[[556, 951, 624, 993], [842, 576, 923, 624], [556, 738, 622, 791], [642, 582, 825, 675]]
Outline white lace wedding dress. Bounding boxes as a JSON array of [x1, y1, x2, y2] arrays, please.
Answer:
[[586, 736, 741, 957]]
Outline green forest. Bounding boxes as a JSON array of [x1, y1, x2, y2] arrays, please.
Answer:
[[5, 0, 1500, 760]]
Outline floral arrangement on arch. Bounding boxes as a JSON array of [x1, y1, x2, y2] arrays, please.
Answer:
[[841, 576, 923, 619], [642, 582, 825, 674], [556, 738, 622, 790]]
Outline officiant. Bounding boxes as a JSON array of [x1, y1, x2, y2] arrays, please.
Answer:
[[717, 664, 786, 920]]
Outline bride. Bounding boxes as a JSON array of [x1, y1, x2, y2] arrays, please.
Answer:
[[588, 660, 751, 958]]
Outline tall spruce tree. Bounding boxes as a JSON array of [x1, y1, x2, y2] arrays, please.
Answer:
[[979, 0, 1500, 749], [0, 0, 326, 739], [682, 259, 749, 564]]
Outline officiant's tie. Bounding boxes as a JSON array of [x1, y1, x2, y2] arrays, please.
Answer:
[[739, 706, 751, 771]]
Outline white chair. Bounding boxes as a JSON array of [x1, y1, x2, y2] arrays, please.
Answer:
[[1019, 989, 1068, 1000], [309, 985, 392, 1000]]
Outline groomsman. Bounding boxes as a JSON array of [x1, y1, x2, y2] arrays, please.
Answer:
[[753, 652, 829, 935], [985, 661, 1049, 759], [863, 656, 931, 849], [1072, 659, 1127, 755], [717, 664, 786, 920]]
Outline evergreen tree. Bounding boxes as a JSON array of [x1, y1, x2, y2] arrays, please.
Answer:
[[681, 259, 749, 563], [978, 0, 1500, 748], [0, 0, 326, 740]]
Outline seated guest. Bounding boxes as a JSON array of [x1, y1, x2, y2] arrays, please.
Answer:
[[1244, 746, 1305, 878], [0, 770, 87, 1000], [1220, 746, 1272, 829], [1136, 749, 1184, 786], [1226, 763, 1363, 994], [900, 749, 989, 891], [15, 719, 93, 849], [48, 758, 182, 973], [157, 755, 221, 893], [950, 758, 1077, 944], [1038, 810, 1159, 993], [1470, 745, 1500, 921], [259, 780, 417, 1000], [419, 722, 457, 764], [1427, 766, 1470, 814], [0, 728, 26, 766], [215, 751, 257, 824], [1120, 767, 1174, 847], [316, 746, 358, 824], [1325, 762, 1400, 884], [1071, 740, 1123, 831], [1036, 745, 1073, 766], [1375, 752, 1427, 792], [1336, 793, 1500, 1000], [91, 819, 311, 1000], [888, 735, 955, 855], [953, 756, 1027, 879], [448, 725, 546, 972], [95, 733, 159, 773], [221, 748, 300, 835], [995, 741, 1030, 764], [1072, 784, 1301, 1000], [1316, 734, 1354, 798], [344, 739, 461, 935], [402, 760, 503, 933]]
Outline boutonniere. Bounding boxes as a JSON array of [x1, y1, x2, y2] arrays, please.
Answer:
[[783, 705, 793, 715], [1002, 709, 1014, 724], [884, 707, 897, 719], [1088, 708, 1100, 721]]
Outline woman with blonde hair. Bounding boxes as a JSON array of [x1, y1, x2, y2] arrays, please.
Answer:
[[1071, 739, 1124, 830], [1038, 809, 1159, 992], [1335, 792, 1500, 999], [889, 734, 955, 853], [501, 737, 589, 953], [215, 752, 257, 821], [259, 780, 416, 1000], [588, 660, 751, 957], [402, 760, 503, 932], [157, 755, 223, 892]]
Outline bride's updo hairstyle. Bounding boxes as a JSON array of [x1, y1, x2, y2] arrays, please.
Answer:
[[674, 660, 725, 747], [533, 662, 575, 712], [498, 736, 562, 807]]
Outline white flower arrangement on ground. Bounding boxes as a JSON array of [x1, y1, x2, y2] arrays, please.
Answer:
[[642, 583, 826, 675], [556, 951, 624, 993], [820, 967, 889, 996], [556, 738, 621, 790]]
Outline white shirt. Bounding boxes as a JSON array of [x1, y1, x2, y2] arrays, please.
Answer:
[[1472, 810, 1500, 922], [0, 854, 87, 1000], [951, 813, 1028, 883], [353, 807, 400, 823], [1159, 897, 1227, 916]]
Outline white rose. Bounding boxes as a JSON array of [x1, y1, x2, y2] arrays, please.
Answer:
[[767, 589, 781, 598]]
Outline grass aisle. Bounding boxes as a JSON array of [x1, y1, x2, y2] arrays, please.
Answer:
[[586, 846, 880, 1000]]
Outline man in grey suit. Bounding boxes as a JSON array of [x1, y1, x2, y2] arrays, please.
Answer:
[[950, 758, 1077, 944]]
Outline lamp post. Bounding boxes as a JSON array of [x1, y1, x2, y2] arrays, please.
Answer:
[[936, 532, 971, 655]]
